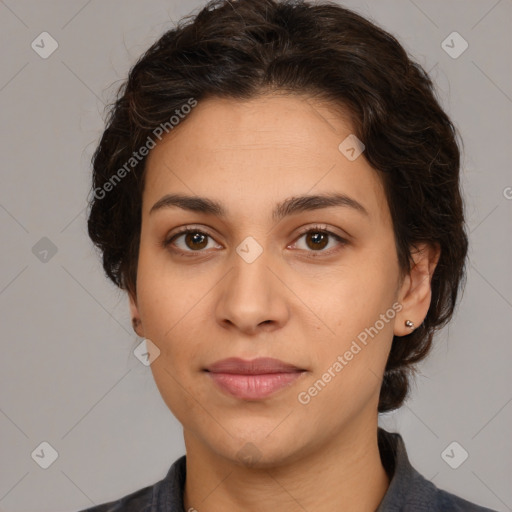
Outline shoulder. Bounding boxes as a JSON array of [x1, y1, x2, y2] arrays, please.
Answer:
[[377, 428, 499, 512], [75, 483, 154, 511], [434, 486, 499, 512], [75, 455, 187, 512], [399, 470, 499, 512]]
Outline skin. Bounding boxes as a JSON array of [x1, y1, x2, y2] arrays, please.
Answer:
[[129, 93, 439, 512]]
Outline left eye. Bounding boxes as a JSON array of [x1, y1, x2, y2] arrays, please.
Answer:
[[291, 228, 347, 253]]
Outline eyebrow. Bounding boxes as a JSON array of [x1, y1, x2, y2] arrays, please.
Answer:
[[149, 192, 369, 221]]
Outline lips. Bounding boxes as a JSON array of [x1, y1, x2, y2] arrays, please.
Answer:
[[206, 357, 303, 374], [205, 357, 306, 400]]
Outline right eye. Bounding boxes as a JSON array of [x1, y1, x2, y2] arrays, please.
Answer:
[[163, 227, 222, 255]]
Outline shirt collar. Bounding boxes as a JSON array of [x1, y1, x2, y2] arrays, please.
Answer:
[[375, 427, 438, 511]]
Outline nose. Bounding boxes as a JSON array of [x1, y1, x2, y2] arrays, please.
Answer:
[[215, 244, 290, 335]]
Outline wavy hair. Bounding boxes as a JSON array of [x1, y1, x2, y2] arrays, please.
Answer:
[[87, 0, 468, 412]]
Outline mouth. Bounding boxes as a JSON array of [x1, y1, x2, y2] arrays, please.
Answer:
[[204, 357, 307, 400]]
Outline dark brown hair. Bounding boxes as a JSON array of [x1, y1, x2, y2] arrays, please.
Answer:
[[87, 0, 468, 412]]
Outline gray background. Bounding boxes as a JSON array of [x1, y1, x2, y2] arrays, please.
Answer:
[[0, 0, 511, 511]]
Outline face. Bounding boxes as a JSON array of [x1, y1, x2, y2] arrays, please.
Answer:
[[130, 93, 411, 467]]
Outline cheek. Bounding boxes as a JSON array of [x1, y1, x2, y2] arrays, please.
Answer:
[[296, 301, 397, 426], [137, 266, 207, 427], [304, 241, 399, 394], [135, 243, 221, 369], [136, 242, 201, 331], [148, 360, 215, 436], [317, 241, 400, 337]]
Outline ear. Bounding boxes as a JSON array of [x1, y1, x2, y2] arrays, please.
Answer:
[[128, 291, 145, 338], [394, 242, 441, 337]]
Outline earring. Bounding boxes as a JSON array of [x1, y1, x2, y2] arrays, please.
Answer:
[[405, 320, 414, 329], [132, 317, 141, 331]]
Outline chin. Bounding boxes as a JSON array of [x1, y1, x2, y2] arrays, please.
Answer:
[[208, 427, 310, 469], [230, 442, 299, 470]]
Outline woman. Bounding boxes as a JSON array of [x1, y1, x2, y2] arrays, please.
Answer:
[[83, 0, 497, 510]]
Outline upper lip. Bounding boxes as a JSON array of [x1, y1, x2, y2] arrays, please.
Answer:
[[205, 357, 304, 374]]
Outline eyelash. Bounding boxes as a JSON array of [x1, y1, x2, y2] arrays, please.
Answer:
[[163, 224, 348, 259]]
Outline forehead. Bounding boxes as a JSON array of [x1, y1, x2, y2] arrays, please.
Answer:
[[142, 94, 389, 224]]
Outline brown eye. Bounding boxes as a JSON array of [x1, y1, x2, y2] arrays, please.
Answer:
[[183, 232, 209, 250], [304, 231, 329, 251], [292, 227, 348, 256], [165, 228, 220, 253]]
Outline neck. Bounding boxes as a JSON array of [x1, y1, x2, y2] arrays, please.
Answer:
[[183, 417, 390, 512]]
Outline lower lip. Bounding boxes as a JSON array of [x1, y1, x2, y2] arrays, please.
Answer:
[[206, 371, 304, 400]]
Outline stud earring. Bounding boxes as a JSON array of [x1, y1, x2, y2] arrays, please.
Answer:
[[405, 320, 414, 329]]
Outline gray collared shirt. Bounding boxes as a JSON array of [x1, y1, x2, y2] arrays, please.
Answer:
[[78, 428, 498, 511]]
